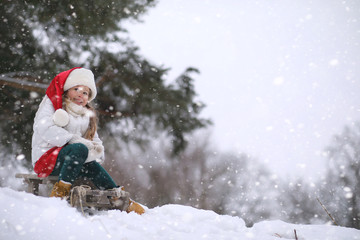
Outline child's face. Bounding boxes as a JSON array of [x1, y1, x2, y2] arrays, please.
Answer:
[[66, 85, 91, 106]]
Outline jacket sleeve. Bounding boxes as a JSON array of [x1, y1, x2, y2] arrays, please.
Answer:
[[92, 132, 103, 145], [33, 97, 73, 147], [84, 132, 105, 164], [93, 132, 105, 160]]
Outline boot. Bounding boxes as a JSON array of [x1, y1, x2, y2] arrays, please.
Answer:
[[127, 199, 145, 215], [50, 180, 72, 199]]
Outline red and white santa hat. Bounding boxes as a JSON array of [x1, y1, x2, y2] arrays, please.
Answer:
[[64, 68, 97, 101], [46, 67, 97, 127]]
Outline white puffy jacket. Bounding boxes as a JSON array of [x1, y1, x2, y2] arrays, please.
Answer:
[[31, 96, 104, 167]]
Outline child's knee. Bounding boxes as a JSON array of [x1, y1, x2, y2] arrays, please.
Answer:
[[69, 143, 89, 159]]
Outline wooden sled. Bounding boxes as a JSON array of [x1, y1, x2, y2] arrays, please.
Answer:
[[69, 185, 130, 212], [15, 173, 130, 212]]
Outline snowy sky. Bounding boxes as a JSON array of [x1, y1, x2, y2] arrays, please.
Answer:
[[126, 0, 360, 180]]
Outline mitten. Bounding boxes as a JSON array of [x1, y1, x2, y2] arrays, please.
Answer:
[[85, 142, 104, 163], [93, 142, 104, 155], [53, 109, 69, 127], [69, 135, 94, 150]]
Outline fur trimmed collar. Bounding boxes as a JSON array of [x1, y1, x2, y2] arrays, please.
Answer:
[[64, 100, 92, 117]]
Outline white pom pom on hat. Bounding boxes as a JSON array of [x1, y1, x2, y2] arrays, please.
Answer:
[[63, 68, 97, 102], [53, 109, 69, 127]]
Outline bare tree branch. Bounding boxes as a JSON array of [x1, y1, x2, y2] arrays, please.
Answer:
[[0, 75, 47, 93]]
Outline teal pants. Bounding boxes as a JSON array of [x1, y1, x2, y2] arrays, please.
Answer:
[[50, 143, 117, 190]]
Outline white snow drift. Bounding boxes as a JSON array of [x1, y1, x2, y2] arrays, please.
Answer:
[[0, 187, 359, 240]]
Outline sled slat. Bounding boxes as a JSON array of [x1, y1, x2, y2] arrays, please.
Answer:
[[15, 173, 58, 196]]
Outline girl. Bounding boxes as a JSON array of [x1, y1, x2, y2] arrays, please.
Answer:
[[31, 67, 144, 215]]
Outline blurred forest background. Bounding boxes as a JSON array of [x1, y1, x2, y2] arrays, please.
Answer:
[[0, 0, 359, 229]]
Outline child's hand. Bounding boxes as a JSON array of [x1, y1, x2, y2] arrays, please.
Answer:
[[92, 142, 104, 154], [69, 135, 94, 150], [85, 142, 104, 163]]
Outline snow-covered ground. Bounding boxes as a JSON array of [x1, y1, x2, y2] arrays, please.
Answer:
[[0, 187, 359, 240]]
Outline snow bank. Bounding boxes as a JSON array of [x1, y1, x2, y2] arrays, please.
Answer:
[[0, 187, 359, 240]]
